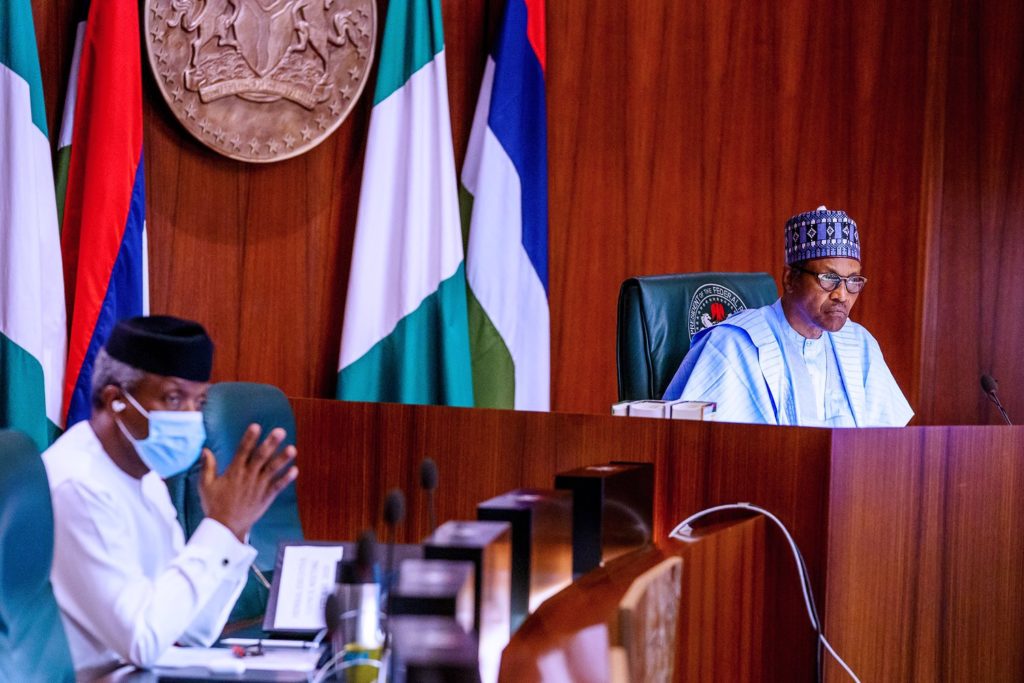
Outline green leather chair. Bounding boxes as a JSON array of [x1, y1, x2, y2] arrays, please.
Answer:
[[616, 273, 779, 401], [165, 382, 304, 622], [0, 430, 75, 682]]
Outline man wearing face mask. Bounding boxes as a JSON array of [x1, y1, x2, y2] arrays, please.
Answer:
[[42, 315, 298, 673]]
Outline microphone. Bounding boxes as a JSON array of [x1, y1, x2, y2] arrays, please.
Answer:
[[980, 374, 1013, 425], [384, 488, 406, 537], [324, 530, 382, 666], [382, 489, 405, 655], [354, 529, 377, 582], [383, 490, 405, 587], [420, 458, 439, 533]]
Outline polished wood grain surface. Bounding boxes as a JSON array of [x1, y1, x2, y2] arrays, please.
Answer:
[[290, 399, 832, 560], [916, 0, 1024, 425], [501, 546, 665, 683], [291, 399, 834, 678], [500, 517, 768, 682], [826, 425, 1024, 681], [291, 400, 1024, 680], [672, 519, 767, 683], [31, 0, 1024, 421]]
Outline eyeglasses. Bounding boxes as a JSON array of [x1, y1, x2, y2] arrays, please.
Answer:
[[790, 264, 868, 293]]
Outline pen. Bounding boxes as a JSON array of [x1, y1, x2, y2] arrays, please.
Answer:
[[221, 638, 317, 650]]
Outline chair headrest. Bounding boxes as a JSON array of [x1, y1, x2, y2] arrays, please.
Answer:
[[0, 430, 54, 615]]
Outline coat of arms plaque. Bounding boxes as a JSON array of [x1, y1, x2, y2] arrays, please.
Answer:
[[145, 0, 376, 163]]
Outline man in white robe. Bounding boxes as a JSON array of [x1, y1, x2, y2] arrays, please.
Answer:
[[663, 206, 912, 427], [43, 316, 299, 673]]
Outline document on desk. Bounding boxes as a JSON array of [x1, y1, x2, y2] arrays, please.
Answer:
[[272, 544, 345, 630], [155, 646, 320, 672]]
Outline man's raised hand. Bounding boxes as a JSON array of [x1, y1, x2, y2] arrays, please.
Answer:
[[199, 424, 299, 542]]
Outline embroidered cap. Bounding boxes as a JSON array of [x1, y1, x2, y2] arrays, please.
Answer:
[[784, 205, 860, 264], [106, 315, 214, 381]]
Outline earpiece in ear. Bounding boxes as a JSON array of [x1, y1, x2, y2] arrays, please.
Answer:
[[112, 400, 126, 413]]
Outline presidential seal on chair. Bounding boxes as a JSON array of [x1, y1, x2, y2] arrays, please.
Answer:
[[145, 0, 376, 163], [686, 283, 747, 339]]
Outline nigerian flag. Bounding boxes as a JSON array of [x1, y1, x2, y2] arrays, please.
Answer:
[[336, 0, 472, 405], [0, 0, 68, 449]]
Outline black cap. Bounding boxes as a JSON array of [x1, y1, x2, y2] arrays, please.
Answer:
[[106, 315, 214, 382]]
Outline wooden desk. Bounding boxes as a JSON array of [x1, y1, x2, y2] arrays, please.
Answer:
[[291, 399, 1024, 681], [500, 516, 768, 682]]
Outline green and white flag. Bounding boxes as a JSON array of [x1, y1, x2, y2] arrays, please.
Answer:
[[0, 0, 68, 449], [336, 0, 473, 406]]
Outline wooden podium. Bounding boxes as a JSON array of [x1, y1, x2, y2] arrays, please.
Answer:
[[290, 398, 1024, 681]]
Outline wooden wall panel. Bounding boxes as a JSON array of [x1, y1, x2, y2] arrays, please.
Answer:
[[548, 0, 933, 414], [826, 426, 1024, 681], [501, 519, 769, 682], [289, 400, 1024, 681], [32, 0, 78, 165], [141, 89, 369, 398], [546, 0, 628, 413], [292, 400, 833, 678], [28, 0, 1024, 422], [918, 0, 1024, 425]]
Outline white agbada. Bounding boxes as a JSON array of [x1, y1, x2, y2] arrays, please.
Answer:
[[43, 421, 256, 672]]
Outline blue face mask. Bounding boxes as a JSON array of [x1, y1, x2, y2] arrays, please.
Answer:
[[114, 391, 207, 478]]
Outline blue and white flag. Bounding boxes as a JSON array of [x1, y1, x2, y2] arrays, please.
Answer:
[[461, 0, 549, 410]]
